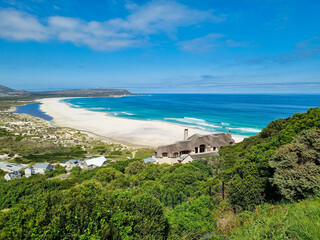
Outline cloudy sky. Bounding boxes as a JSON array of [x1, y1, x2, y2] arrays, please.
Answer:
[[0, 0, 319, 93]]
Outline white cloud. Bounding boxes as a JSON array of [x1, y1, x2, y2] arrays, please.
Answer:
[[178, 33, 224, 52], [0, 1, 224, 51], [179, 33, 249, 53], [0, 8, 48, 41]]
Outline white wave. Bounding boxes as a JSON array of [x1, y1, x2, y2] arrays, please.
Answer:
[[221, 122, 230, 126], [110, 112, 134, 116], [164, 117, 222, 129], [66, 103, 81, 108], [89, 107, 105, 110], [121, 112, 135, 116], [227, 127, 261, 133]]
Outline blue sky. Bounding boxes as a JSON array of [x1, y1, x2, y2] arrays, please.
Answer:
[[0, 0, 319, 93]]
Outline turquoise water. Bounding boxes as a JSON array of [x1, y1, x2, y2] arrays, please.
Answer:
[[63, 94, 320, 137]]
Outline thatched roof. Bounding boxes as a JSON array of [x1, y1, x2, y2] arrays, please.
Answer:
[[155, 133, 234, 158]]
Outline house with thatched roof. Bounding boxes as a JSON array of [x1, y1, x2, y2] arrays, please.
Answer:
[[153, 129, 235, 165]]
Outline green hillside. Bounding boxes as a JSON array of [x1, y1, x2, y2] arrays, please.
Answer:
[[219, 107, 320, 209], [0, 108, 319, 239]]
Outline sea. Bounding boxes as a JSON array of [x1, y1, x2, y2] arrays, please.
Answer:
[[14, 94, 320, 137], [57, 94, 320, 137]]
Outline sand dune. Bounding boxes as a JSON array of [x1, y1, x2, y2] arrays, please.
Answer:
[[39, 98, 245, 147]]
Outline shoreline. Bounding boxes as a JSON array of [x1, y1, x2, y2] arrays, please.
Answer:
[[37, 98, 245, 148]]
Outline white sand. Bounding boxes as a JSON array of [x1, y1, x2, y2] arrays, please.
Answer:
[[39, 98, 245, 147]]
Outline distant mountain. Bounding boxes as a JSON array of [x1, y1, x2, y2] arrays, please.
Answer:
[[0, 85, 14, 93], [31, 89, 133, 98], [0, 84, 134, 98], [0, 84, 29, 97]]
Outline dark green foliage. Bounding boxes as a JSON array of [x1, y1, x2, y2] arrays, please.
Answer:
[[94, 167, 124, 183], [0, 175, 76, 210], [125, 160, 146, 175], [0, 160, 218, 239], [160, 164, 210, 195], [270, 129, 320, 201], [0, 182, 168, 240], [107, 159, 139, 173], [166, 196, 216, 239], [219, 108, 320, 209]]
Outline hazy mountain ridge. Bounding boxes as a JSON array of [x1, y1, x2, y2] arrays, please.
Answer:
[[0, 84, 134, 97], [0, 85, 28, 96]]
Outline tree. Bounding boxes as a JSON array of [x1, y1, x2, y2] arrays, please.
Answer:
[[125, 160, 146, 175], [270, 129, 320, 201], [95, 167, 124, 183]]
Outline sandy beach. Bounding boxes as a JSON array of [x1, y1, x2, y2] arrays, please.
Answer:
[[39, 98, 245, 147]]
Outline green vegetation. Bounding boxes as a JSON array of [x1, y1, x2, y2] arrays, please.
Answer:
[[0, 96, 36, 111], [219, 107, 320, 209], [0, 107, 319, 239], [270, 129, 320, 201], [0, 112, 152, 164], [229, 195, 320, 240]]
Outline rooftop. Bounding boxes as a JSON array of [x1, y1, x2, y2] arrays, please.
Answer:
[[85, 156, 107, 167], [0, 161, 24, 171], [33, 163, 51, 169]]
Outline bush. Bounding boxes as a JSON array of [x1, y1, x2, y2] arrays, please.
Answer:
[[270, 129, 320, 201], [94, 167, 124, 183], [125, 160, 146, 175]]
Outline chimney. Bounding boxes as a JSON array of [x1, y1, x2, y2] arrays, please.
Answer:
[[184, 129, 188, 141], [227, 129, 232, 137]]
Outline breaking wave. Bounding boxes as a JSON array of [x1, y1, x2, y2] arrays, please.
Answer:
[[164, 117, 222, 129], [227, 127, 261, 133]]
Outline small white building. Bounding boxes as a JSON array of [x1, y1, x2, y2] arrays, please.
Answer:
[[25, 163, 53, 177], [4, 171, 21, 181], [83, 156, 107, 169], [24, 167, 33, 177]]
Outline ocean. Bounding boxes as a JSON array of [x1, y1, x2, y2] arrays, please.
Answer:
[[59, 94, 320, 137]]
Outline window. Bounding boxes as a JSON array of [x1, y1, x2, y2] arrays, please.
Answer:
[[200, 144, 205, 153], [162, 152, 168, 157], [173, 152, 178, 158], [180, 150, 190, 155]]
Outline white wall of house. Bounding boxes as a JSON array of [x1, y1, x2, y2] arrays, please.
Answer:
[[33, 168, 47, 175], [4, 174, 11, 181], [25, 164, 53, 176], [4, 171, 21, 181], [25, 168, 33, 177]]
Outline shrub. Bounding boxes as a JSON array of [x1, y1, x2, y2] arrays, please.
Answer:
[[125, 160, 146, 175], [270, 129, 320, 201]]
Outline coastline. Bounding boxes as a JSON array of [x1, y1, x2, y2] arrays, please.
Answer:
[[38, 98, 245, 148]]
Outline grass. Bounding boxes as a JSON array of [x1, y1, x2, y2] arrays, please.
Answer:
[[228, 195, 320, 240]]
